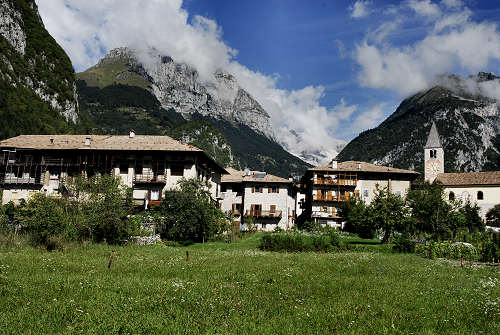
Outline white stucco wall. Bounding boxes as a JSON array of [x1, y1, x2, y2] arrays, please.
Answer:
[[444, 185, 500, 218]]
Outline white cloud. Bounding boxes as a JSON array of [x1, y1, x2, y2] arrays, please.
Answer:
[[355, 2, 500, 99], [408, 0, 441, 17], [441, 0, 464, 9], [35, 0, 353, 166], [350, 1, 371, 19]]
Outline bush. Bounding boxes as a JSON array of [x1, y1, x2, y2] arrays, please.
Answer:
[[259, 231, 341, 252], [16, 193, 68, 246], [480, 241, 497, 263], [392, 236, 416, 253], [157, 178, 230, 243]]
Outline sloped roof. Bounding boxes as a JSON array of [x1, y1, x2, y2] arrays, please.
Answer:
[[309, 161, 418, 175], [436, 171, 500, 186], [222, 167, 291, 184], [0, 135, 201, 152], [425, 122, 442, 149]]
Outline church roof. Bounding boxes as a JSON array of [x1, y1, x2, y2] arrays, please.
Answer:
[[425, 122, 442, 149], [436, 171, 500, 186]]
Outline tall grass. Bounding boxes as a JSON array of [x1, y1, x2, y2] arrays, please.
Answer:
[[0, 236, 498, 334]]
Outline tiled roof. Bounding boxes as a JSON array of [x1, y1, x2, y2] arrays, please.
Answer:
[[222, 167, 291, 184], [425, 122, 442, 149], [436, 171, 500, 186], [309, 161, 418, 175], [0, 135, 201, 152]]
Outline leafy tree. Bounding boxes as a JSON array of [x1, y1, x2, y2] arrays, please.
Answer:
[[16, 193, 67, 246], [157, 178, 229, 242], [459, 201, 484, 233], [371, 186, 412, 243], [339, 198, 375, 239], [486, 204, 500, 228]]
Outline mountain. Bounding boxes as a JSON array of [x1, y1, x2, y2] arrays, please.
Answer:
[[0, 0, 78, 139], [338, 73, 500, 174], [77, 48, 311, 177]]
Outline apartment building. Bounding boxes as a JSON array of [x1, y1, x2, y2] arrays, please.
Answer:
[[0, 133, 227, 206], [220, 168, 296, 231], [300, 159, 418, 227]]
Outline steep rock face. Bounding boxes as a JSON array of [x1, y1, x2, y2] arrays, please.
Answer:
[[88, 47, 275, 139], [338, 78, 500, 173], [0, 0, 78, 127]]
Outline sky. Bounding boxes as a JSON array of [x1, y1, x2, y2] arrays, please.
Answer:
[[35, 0, 500, 163]]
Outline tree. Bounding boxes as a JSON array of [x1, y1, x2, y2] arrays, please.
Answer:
[[157, 178, 229, 243], [460, 200, 484, 233], [370, 186, 412, 243], [486, 204, 500, 228], [339, 198, 375, 239], [406, 181, 463, 240]]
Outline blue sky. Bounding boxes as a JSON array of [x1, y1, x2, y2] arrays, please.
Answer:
[[37, 0, 500, 164]]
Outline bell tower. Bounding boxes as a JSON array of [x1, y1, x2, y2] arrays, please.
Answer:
[[424, 122, 444, 183]]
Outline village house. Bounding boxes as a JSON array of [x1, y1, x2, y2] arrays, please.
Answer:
[[0, 132, 227, 206], [220, 168, 296, 231], [299, 159, 418, 227], [424, 122, 500, 219]]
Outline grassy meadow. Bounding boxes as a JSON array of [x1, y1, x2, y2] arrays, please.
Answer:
[[0, 234, 499, 334]]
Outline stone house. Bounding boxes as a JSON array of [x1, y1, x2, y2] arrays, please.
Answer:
[[0, 133, 227, 206], [220, 168, 296, 231]]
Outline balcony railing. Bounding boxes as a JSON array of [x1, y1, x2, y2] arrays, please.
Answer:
[[315, 178, 357, 186], [312, 212, 340, 219], [0, 175, 39, 185], [133, 174, 167, 184], [313, 194, 358, 202], [245, 210, 283, 218]]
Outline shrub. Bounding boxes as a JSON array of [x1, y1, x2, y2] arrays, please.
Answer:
[[16, 193, 68, 246], [480, 241, 497, 263], [392, 236, 416, 253], [157, 178, 230, 243], [259, 231, 341, 252]]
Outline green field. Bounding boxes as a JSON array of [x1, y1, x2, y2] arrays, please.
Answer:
[[0, 234, 498, 334]]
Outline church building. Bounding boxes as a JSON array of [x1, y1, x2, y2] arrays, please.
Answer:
[[424, 122, 500, 218]]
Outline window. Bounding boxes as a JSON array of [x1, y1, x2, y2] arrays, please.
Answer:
[[252, 186, 263, 193], [151, 189, 160, 201], [135, 163, 143, 175], [449, 191, 455, 201], [395, 191, 401, 197], [477, 191, 484, 200], [171, 165, 184, 176], [268, 186, 278, 193], [430, 149, 437, 158], [363, 189, 369, 198], [120, 163, 128, 174]]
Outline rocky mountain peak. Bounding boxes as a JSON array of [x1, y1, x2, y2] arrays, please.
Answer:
[[94, 47, 275, 139]]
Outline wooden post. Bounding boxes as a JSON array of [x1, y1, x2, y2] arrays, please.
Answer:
[[186, 251, 190, 262], [461, 257, 464, 268], [108, 251, 115, 269]]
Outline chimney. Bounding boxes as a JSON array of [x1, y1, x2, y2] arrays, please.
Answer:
[[331, 157, 338, 169], [50, 138, 54, 145], [244, 168, 250, 176], [84, 137, 91, 146], [357, 163, 361, 170], [129, 130, 135, 138]]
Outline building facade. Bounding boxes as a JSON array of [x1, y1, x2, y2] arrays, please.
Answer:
[[220, 168, 296, 231], [300, 159, 418, 226], [0, 134, 227, 206]]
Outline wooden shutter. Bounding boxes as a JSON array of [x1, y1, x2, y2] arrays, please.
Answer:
[[252, 186, 255, 193], [270, 205, 276, 213]]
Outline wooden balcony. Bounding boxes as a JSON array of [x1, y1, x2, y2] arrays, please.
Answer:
[[245, 210, 282, 218], [133, 173, 166, 184], [312, 212, 341, 219], [313, 193, 359, 202], [0, 175, 40, 185], [314, 178, 357, 186]]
